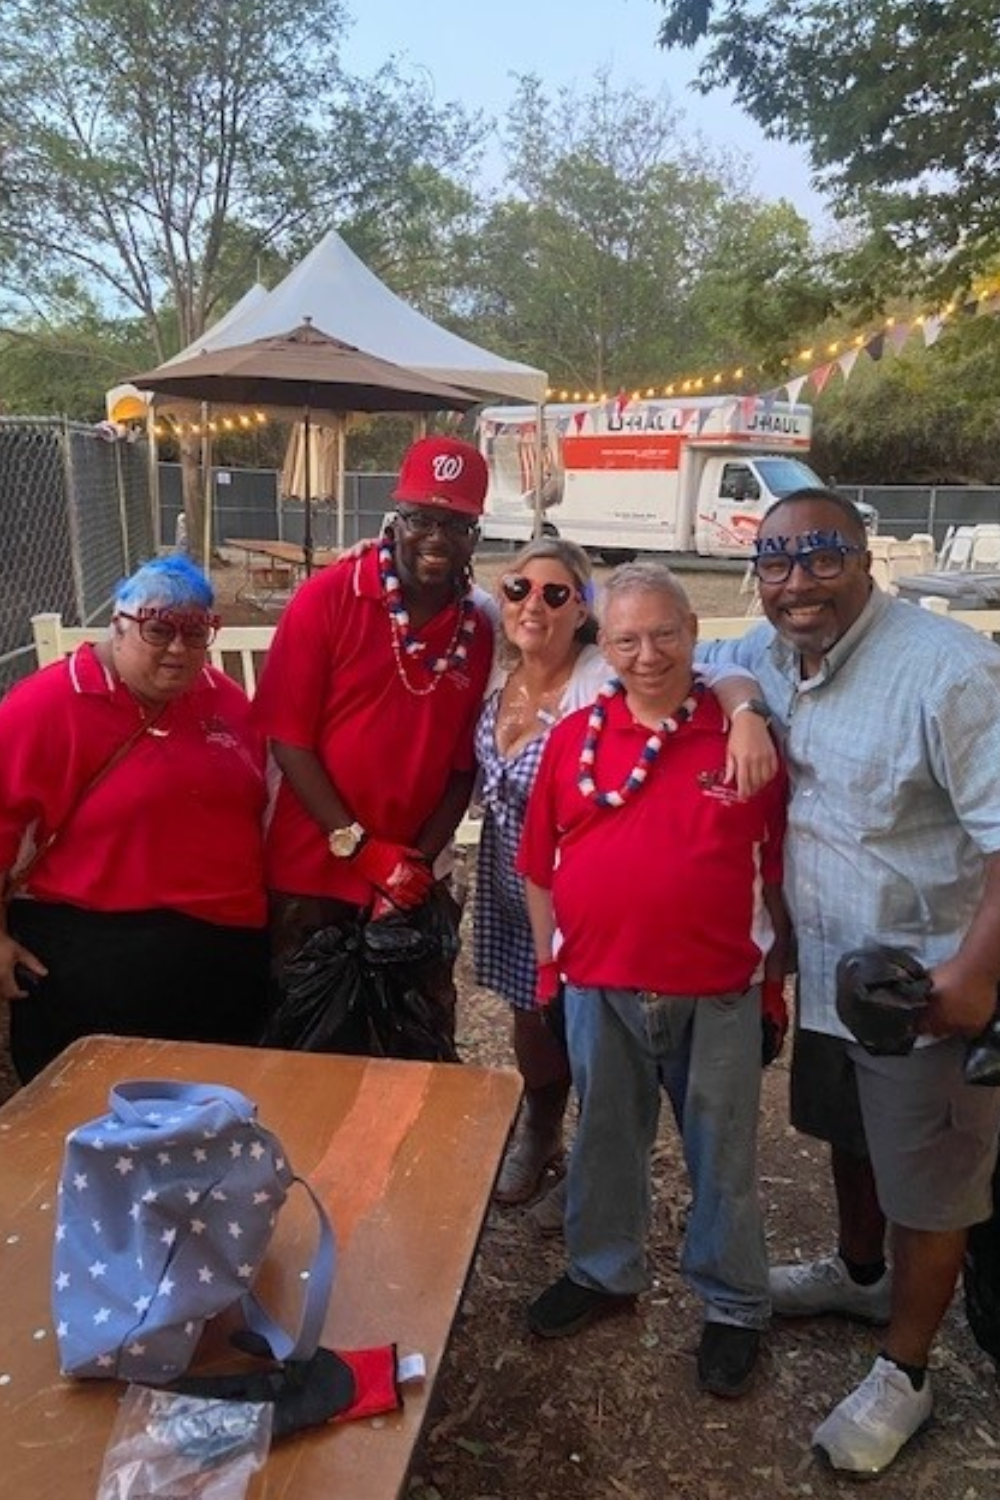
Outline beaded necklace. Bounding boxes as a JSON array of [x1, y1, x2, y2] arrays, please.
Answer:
[[577, 678, 703, 807], [378, 537, 477, 696]]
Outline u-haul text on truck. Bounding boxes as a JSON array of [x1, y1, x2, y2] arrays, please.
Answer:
[[479, 394, 824, 561]]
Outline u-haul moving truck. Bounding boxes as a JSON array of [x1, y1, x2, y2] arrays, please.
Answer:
[[479, 395, 823, 561]]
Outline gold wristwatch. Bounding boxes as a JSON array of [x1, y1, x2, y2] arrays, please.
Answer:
[[328, 822, 366, 858]]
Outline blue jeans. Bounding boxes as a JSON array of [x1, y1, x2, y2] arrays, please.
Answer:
[[563, 985, 770, 1329]]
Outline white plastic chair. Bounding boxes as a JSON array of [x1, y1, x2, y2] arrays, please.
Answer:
[[939, 526, 976, 570], [969, 525, 1000, 570]]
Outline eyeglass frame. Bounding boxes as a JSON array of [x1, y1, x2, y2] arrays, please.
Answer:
[[750, 541, 866, 585], [500, 574, 579, 610], [116, 609, 220, 648], [394, 506, 480, 540]]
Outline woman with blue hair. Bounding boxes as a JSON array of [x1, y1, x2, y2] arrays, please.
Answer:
[[0, 555, 269, 1081]]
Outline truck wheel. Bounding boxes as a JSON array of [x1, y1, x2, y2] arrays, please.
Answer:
[[597, 548, 638, 565]]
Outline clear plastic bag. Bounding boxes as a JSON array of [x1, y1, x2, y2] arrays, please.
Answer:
[[97, 1386, 272, 1500]]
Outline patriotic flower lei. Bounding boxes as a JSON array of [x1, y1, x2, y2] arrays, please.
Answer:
[[577, 678, 703, 807], [378, 537, 477, 695]]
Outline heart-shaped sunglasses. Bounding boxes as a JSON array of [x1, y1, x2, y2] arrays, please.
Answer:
[[500, 574, 577, 609]]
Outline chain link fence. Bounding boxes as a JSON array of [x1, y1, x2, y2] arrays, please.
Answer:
[[0, 417, 155, 695]]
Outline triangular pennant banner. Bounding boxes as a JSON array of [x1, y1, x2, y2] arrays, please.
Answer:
[[921, 315, 944, 348], [960, 299, 979, 318], [838, 348, 860, 381], [740, 396, 757, 426], [573, 410, 587, 433], [865, 332, 885, 362], [887, 323, 911, 354], [785, 375, 807, 408], [810, 363, 834, 395], [697, 408, 712, 433]]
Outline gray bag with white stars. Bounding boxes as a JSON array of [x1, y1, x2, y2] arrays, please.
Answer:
[[51, 1079, 335, 1385]]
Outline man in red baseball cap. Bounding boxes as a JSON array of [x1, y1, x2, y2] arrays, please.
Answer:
[[252, 434, 493, 1058], [393, 434, 489, 515]]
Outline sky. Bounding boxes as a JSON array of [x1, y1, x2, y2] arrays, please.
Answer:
[[341, 0, 830, 227]]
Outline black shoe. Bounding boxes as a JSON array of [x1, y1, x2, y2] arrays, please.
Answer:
[[697, 1322, 761, 1398], [527, 1273, 636, 1339]]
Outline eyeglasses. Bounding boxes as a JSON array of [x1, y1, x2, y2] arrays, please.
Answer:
[[500, 575, 576, 609], [605, 626, 683, 657], [751, 544, 865, 585], [395, 508, 479, 540], [117, 611, 219, 648]]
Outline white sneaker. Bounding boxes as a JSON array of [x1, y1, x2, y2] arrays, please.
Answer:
[[769, 1253, 892, 1323], [813, 1357, 933, 1475]]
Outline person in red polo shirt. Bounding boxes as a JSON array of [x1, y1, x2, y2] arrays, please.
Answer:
[[519, 561, 789, 1399], [0, 555, 269, 1082], [252, 435, 494, 1057]]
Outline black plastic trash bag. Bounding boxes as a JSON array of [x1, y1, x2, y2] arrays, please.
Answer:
[[263, 894, 460, 1063], [261, 924, 374, 1055], [363, 904, 459, 1063]]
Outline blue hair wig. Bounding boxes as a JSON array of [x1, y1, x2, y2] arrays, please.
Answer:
[[114, 555, 215, 612]]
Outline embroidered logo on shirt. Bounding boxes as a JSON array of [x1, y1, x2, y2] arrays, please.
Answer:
[[696, 768, 742, 805], [201, 716, 239, 750]]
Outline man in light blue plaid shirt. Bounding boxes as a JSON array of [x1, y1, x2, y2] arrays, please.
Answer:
[[698, 488, 1000, 1477]]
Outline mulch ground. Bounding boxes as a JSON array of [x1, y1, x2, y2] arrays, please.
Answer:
[[1, 556, 997, 1496]]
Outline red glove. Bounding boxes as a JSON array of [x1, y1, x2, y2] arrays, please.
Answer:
[[761, 977, 788, 1066], [350, 838, 433, 911], [535, 960, 562, 1007]]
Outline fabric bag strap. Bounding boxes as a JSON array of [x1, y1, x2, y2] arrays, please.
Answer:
[[3, 707, 164, 902], [239, 1176, 336, 1363]]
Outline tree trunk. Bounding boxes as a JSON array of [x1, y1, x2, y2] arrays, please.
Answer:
[[179, 437, 207, 567]]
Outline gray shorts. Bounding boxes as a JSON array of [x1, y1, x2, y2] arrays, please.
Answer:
[[791, 1026, 1000, 1232], [852, 1038, 1000, 1231]]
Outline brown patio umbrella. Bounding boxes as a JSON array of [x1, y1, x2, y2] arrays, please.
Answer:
[[131, 321, 477, 565]]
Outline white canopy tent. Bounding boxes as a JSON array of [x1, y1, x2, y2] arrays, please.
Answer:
[[107, 229, 548, 553], [178, 229, 547, 404]]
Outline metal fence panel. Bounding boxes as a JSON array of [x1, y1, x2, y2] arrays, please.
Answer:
[[0, 418, 154, 696], [157, 465, 397, 549], [839, 485, 1000, 549]]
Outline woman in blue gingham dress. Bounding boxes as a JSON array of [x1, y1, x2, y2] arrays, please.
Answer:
[[475, 655, 607, 1012], [474, 540, 608, 1205]]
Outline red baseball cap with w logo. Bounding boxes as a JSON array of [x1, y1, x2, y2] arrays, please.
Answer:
[[392, 436, 488, 517]]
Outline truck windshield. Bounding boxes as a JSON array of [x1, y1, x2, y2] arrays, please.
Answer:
[[754, 458, 823, 496]]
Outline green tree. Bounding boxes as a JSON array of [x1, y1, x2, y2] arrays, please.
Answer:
[[0, 314, 149, 421], [655, 1, 1000, 296], [811, 317, 1000, 483], [460, 72, 830, 393], [0, 1, 484, 553]]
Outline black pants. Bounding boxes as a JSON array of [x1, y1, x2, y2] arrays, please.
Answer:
[[8, 900, 270, 1083]]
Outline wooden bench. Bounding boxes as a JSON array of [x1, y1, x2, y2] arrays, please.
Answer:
[[0, 1035, 521, 1500], [31, 612, 275, 697]]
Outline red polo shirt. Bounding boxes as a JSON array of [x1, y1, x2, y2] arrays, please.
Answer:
[[518, 689, 786, 995], [251, 548, 493, 900], [0, 645, 267, 926]]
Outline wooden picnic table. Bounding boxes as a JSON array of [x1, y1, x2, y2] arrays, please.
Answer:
[[225, 537, 340, 608], [0, 1035, 520, 1499]]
